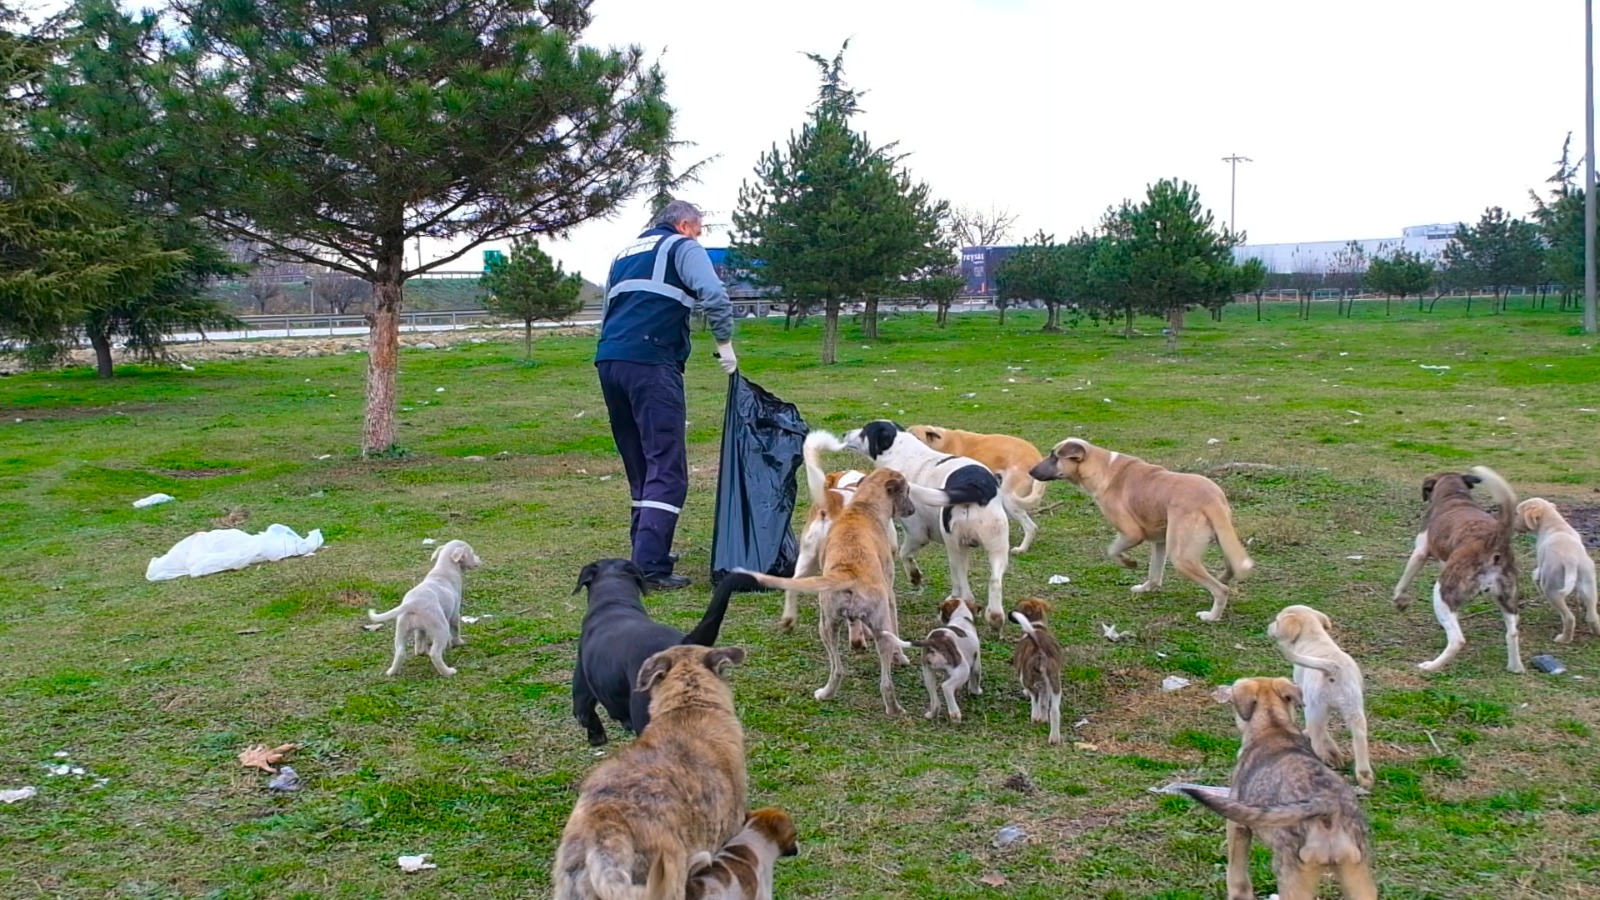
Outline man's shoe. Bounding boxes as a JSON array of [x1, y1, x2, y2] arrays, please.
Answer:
[[667, 553, 680, 563], [645, 573, 691, 591]]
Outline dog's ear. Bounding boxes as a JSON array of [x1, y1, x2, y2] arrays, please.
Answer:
[[1231, 681, 1259, 722], [938, 596, 961, 623], [635, 651, 674, 692], [704, 646, 746, 676], [863, 421, 898, 459], [924, 428, 942, 443], [1517, 501, 1542, 532], [1274, 611, 1303, 643], [572, 561, 600, 595], [1421, 476, 1439, 501], [1275, 678, 1303, 713], [1314, 609, 1333, 631], [1462, 472, 1482, 488], [1059, 440, 1087, 462], [965, 600, 982, 619], [450, 543, 468, 565]]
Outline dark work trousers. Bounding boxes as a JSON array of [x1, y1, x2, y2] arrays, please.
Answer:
[[597, 360, 689, 577]]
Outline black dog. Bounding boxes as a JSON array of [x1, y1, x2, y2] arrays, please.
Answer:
[[571, 559, 755, 746]]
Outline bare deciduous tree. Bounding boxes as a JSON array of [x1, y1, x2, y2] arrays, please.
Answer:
[[310, 272, 372, 315], [949, 204, 1019, 248]]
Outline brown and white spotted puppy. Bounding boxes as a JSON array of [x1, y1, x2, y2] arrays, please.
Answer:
[[1392, 466, 1522, 673], [685, 808, 799, 900], [1011, 598, 1064, 744], [883, 597, 984, 722], [1181, 677, 1377, 900]]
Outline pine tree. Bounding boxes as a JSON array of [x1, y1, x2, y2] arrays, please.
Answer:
[[1101, 179, 1237, 349], [481, 237, 584, 360]]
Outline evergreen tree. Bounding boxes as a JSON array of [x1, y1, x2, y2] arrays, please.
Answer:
[[1100, 179, 1237, 348], [480, 237, 584, 360], [1364, 250, 1434, 314]]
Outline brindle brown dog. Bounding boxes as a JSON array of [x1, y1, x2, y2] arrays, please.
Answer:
[[553, 645, 749, 900], [738, 467, 918, 716], [1391, 466, 1521, 673], [1182, 677, 1378, 900], [685, 808, 799, 900], [1011, 598, 1065, 745]]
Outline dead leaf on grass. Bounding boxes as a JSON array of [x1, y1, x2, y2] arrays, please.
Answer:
[[979, 872, 1008, 887], [212, 507, 249, 528], [238, 743, 299, 774]]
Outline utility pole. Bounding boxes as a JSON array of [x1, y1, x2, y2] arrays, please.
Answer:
[[1586, 0, 1597, 333], [1222, 153, 1252, 235]]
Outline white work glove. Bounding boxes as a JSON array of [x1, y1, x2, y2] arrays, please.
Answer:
[[716, 342, 738, 375]]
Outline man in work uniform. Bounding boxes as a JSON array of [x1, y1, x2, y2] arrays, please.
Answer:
[[595, 200, 738, 590]]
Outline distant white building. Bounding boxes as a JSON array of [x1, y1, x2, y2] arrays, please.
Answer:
[[1233, 223, 1462, 274]]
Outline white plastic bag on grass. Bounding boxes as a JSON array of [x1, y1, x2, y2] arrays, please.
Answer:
[[146, 524, 324, 581]]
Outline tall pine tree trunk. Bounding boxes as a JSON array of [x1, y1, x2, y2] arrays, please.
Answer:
[[1256, 293, 1262, 321], [821, 299, 840, 365], [1043, 302, 1061, 332], [1123, 306, 1134, 337], [524, 319, 533, 360], [937, 299, 949, 327], [997, 303, 1007, 327], [88, 326, 114, 379], [363, 250, 404, 456], [862, 297, 879, 339]]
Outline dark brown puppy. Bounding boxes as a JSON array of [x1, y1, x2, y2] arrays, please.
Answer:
[[685, 807, 799, 900], [553, 645, 749, 900], [1391, 466, 1521, 673], [1183, 677, 1377, 900], [1011, 598, 1064, 744]]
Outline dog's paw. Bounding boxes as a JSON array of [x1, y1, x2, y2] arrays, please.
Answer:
[[888, 703, 907, 717], [813, 687, 834, 701], [1196, 610, 1222, 623], [949, 709, 963, 723], [778, 615, 796, 632], [442, 667, 458, 676], [924, 709, 937, 721], [1130, 582, 1153, 594], [1010, 546, 1026, 556], [1507, 661, 1526, 675], [1356, 769, 1375, 790], [1416, 659, 1443, 673], [1554, 632, 1573, 644], [1391, 592, 1411, 610], [1048, 733, 1062, 745], [587, 731, 609, 747], [1114, 554, 1138, 569]]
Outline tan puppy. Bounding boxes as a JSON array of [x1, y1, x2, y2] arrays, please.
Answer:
[[1392, 467, 1521, 673], [737, 466, 918, 716], [782, 431, 898, 657], [1030, 438, 1253, 622], [908, 425, 1048, 554], [882, 597, 984, 722], [1516, 498, 1600, 644], [1011, 598, 1064, 745], [552, 645, 749, 900], [685, 808, 799, 900], [1182, 677, 1378, 900], [1268, 605, 1373, 789], [367, 539, 482, 677]]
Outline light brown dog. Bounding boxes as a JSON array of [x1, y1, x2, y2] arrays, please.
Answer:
[[552, 645, 749, 900], [882, 597, 984, 722], [685, 807, 799, 900], [1030, 438, 1253, 622], [1392, 466, 1521, 673], [1268, 605, 1373, 789], [1182, 677, 1377, 900], [908, 425, 1048, 554], [1011, 598, 1064, 744], [782, 431, 899, 658], [1516, 498, 1599, 644], [738, 466, 918, 716]]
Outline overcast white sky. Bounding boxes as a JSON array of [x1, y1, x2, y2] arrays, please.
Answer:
[[27, 0, 1595, 281]]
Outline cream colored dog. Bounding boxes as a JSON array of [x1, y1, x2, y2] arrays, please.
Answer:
[[1267, 605, 1373, 790], [367, 539, 482, 677], [908, 425, 1049, 554], [1516, 498, 1600, 644], [1030, 438, 1253, 622]]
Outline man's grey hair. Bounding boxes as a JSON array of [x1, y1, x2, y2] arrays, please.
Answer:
[[652, 200, 703, 230]]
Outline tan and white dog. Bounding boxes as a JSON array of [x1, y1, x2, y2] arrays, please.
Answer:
[[1516, 498, 1600, 644], [367, 539, 482, 677], [908, 425, 1049, 554], [1030, 438, 1253, 622], [1011, 598, 1065, 745], [1392, 467, 1521, 673], [781, 431, 897, 656], [685, 807, 799, 900], [883, 597, 984, 722], [1267, 605, 1373, 789]]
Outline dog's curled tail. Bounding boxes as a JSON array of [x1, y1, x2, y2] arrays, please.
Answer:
[[1181, 789, 1337, 828], [1011, 611, 1039, 636], [735, 567, 852, 597], [1470, 465, 1518, 542], [803, 430, 848, 510], [1206, 505, 1254, 582], [367, 605, 405, 623], [878, 630, 916, 651]]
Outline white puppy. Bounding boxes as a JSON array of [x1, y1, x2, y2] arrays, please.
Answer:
[[841, 420, 1010, 628], [1516, 498, 1600, 644], [883, 597, 984, 722], [1267, 604, 1373, 789], [368, 539, 483, 676]]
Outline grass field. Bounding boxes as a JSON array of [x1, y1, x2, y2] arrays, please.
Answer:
[[2, 299, 1598, 899]]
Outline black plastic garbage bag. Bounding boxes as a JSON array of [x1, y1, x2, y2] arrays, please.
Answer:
[[710, 373, 808, 588]]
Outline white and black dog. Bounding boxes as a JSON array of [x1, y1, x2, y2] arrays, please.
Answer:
[[840, 420, 1010, 628]]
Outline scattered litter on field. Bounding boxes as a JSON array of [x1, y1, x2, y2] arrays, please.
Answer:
[[434, 387, 445, 393], [0, 786, 36, 804], [1206, 438, 1220, 445], [1530, 654, 1567, 675], [1210, 685, 1234, 703], [599, 475, 612, 481], [1101, 624, 1134, 642], [362, 623, 383, 632], [460, 615, 493, 624], [1161, 676, 1193, 692], [267, 766, 302, 792], [179, 363, 195, 371], [979, 872, 1008, 888], [52, 752, 68, 759], [1073, 742, 1098, 752], [1346, 410, 1362, 417], [1102, 398, 1112, 403], [1418, 364, 1451, 371], [1073, 718, 1089, 728], [235, 628, 261, 636], [1047, 575, 1071, 585], [1346, 555, 1364, 561], [147, 525, 323, 581], [574, 410, 586, 418], [961, 392, 977, 399], [880, 369, 897, 374], [398, 854, 437, 873], [992, 824, 1028, 848], [133, 493, 176, 509], [422, 538, 437, 545], [314, 453, 332, 460]]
